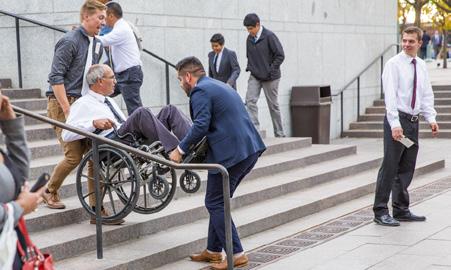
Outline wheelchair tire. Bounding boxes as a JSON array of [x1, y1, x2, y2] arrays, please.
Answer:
[[179, 170, 201, 194], [128, 168, 177, 215], [148, 174, 170, 199], [75, 145, 140, 222]]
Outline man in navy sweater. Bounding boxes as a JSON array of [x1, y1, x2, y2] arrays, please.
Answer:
[[243, 13, 285, 137]]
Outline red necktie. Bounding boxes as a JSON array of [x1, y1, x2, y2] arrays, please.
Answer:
[[411, 58, 417, 109]]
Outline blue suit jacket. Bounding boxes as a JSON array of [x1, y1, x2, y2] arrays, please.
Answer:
[[208, 48, 240, 90], [179, 76, 266, 169]]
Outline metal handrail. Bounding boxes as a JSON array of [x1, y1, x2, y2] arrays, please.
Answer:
[[12, 106, 234, 269], [0, 9, 176, 104], [333, 43, 400, 135]]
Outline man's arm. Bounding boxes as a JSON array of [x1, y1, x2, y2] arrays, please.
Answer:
[[97, 22, 125, 47], [178, 90, 211, 153], [420, 66, 438, 136], [48, 39, 77, 117], [382, 61, 403, 140], [268, 33, 285, 71], [226, 51, 241, 86]]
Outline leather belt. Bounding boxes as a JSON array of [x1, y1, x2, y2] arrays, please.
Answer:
[[398, 111, 419, 122]]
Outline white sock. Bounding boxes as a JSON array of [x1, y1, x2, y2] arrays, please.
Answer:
[[233, 252, 244, 258], [206, 249, 221, 254]]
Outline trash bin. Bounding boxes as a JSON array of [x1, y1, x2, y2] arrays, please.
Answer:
[[290, 85, 331, 144]]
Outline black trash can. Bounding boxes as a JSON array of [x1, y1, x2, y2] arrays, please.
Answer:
[[290, 85, 331, 144]]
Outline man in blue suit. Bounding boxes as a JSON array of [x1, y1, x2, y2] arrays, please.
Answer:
[[170, 56, 266, 270], [208, 33, 241, 90]]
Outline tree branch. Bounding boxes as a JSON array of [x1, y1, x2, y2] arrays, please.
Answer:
[[432, 0, 451, 12]]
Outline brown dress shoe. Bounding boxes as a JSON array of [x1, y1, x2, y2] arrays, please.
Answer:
[[190, 249, 222, 263], [42, 191, 66, 209], [210, 254, 248, 270], [89, 208, 125, 225]]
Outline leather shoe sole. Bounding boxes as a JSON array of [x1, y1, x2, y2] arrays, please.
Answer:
[[190, 249, 222, 263], [394, 215, 426, 222], [210, 254, 249, 270], [90, 218, 125, 225]]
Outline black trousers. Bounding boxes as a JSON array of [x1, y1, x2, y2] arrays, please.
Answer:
[[373, 115, 419, 217], [112, 65, 144, 115]]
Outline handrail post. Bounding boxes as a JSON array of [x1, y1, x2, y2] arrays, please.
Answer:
[[380, 56, 384, 99], [357, 77, 360, 120], [220, 168, 233, 270], [15, 18, 23, 88], [340, 92, 344, 136], [165, 63, 170, 105], [92, 139, 103, 259]]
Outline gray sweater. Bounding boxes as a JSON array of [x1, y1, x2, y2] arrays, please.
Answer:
[[0, 115, 30, 231]]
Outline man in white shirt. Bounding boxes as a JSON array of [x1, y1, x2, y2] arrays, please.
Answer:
[[97, 2, 143, 115], [63, 64, 191, 153], [373, 26, 439, 227]]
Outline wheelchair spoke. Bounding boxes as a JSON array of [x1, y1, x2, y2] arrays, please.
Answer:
[[106, 187, 117, 214], [82, 191, 95, 200]]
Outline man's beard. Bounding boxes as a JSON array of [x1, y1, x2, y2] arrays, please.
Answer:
[[182, 82, 192, 97]]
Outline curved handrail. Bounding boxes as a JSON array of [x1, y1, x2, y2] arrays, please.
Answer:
[[333, 43, 399, 96], [11, 105, 234, 270]]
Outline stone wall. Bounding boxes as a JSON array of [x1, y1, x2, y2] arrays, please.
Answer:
[[0, 0, 398, 138]]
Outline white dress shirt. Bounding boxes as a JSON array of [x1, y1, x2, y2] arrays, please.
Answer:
[[383, 51, 436, 129], [254, 26, 263, 42], [62, 90, 127, 142], [214, 47, 224, 73], [97, 18, 142, 73]]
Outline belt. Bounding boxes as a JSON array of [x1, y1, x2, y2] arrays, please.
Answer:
[[47, 95, 79, 100], [398, 111, 419, 122]]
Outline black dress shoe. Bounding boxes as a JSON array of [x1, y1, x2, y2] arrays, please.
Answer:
[[374, 214, 400, 226], [393, 212, 426, 222]]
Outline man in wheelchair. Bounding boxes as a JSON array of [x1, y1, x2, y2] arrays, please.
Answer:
[[61, 64, 194, 224], [62, 64, 192, 152]]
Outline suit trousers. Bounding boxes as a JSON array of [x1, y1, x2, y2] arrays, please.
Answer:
[[245, 75, 284, 137], [118, 105, 191, 152], [114, 65, 143, 115], [205, 152, 260, 254], [373, 115, 419, 217], [47, 97, 91, 194]]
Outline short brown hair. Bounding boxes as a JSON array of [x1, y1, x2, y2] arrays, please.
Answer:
[[175, 56, 206, 77], [80, 0, 106, 23], [403, 26, 423, 41]]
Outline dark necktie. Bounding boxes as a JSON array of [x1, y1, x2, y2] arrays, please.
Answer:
[[213, 54, 218, 73], [411, 58, 417, 109], [104, 98, 125, 124]]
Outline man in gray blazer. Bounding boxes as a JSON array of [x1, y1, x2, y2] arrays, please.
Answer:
[[208, 33, 240, 90]]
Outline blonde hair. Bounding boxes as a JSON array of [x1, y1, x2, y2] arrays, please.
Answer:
[[80, 0, 106, 23]]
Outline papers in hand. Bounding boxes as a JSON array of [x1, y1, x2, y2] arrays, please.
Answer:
[[398, 135, 414, 148]]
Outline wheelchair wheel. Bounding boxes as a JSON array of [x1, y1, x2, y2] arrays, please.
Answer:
[[179, 170, 201, 194], [123, 166, 176, 214], [76, 145, 140, 222]]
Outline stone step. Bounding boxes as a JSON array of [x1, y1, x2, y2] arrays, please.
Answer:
[[3, 88, 42, 99], [433, 85, 451, 91], [0, 78, 12, 88], [24, 110, 48, 125], [32, 151, 383, 261], [349, 121, 451, 130], [342, 129, 451, 138], [27, 137, 316, 194], [0, 124, 55, 143], [11, 97, 47, 111], [366, 105, 451, 114], [434, 91, 451, 98], [53, 158, 444, 269], [158, 165, 451, 270], [26, 142, 356, 232], [0, 137, 61, 159], [373, 97, 451, 106], [358, 113, 451, 122]]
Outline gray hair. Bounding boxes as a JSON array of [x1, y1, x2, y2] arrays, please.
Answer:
[[86, 64, 105, 86]]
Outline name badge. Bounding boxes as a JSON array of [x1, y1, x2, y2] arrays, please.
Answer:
[[95, 42, 101, 55]]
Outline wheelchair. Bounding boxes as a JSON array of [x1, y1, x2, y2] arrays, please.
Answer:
[[75, 128, 206, 223]]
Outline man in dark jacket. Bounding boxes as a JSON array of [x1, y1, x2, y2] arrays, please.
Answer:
[[208, 33, 240, 90], [243, 13, 285, 137], [170, 57, 266, 270]]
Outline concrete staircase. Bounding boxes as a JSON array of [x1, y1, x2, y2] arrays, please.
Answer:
[[0, 80, 447, 270], [343, 84, 451, 138]]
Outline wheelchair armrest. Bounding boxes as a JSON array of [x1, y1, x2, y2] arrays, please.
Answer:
[[182, 136, 208, 164]]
